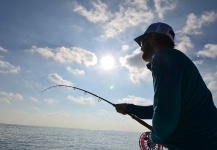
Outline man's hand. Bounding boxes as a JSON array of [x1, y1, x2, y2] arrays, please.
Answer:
[[115, 103, 129, 115]]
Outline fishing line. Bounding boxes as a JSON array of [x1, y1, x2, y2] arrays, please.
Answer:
[[41, 84, 163, 150], [41, 85, 150, 128]]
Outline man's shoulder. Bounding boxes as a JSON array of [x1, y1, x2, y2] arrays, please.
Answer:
[[156, 48, 183, 55], [151, 48, 188, 69], [154, 48, 187, 60]]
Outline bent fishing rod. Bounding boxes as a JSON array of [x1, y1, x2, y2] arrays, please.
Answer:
[[41, 84, 152, 130]]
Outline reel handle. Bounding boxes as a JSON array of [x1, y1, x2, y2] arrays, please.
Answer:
[[139, 132, 163, 150]]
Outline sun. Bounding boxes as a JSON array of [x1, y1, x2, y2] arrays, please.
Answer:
[[100, 55, 115, 70]]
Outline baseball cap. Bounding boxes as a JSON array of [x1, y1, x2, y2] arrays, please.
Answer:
[[134, 22, 174, 46]]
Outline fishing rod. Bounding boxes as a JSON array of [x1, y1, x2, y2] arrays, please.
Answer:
[[41, 84, 163, 150], [41, 84, 152, 130]]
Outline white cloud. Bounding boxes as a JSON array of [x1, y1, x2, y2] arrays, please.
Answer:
[[203, 72, 217, 92], [0, 60, 20, 74], [32, 107, 40, 111], [67, 95, 95, 105], [28, 46, 54, 58], [0, 46, 7, 52], [182, 11, 217, 35], [120, 49, 151, 83], [197, 44, 217, 58], [102, 1, 153, 38], [118, 95, 152, 105], [203, 72, 217, 83], [0, 91, 23, 104], [44, 99, 55, 104], [208, 81, 217, 91], [30, 97, 41, 103], [154, 0, 177, 19], [193, 60, 203, 65], [28, 46, 97, 67], [73, 0, 179, 38], [44, 111, 70, 118], [66, 66, 85, 75], [121, 45, 130, 52], [175, 35, 194, 53], [0, 48, 17, 78], [73, 0, 112, 23], [73, 0, 154, 38], [175, 11, 217, 54], [99, 109, 109, 115], [48, 73, 73, 85]]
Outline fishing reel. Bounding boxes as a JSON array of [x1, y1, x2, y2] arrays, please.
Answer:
[[139, 132, 163, 150]]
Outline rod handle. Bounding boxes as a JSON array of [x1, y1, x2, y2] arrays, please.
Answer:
[[129, 114, 152, 131]]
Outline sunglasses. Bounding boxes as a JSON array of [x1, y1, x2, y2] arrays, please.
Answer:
[[140, 35, 151, 47]]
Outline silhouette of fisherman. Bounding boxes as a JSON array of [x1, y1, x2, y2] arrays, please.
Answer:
[[116, 22, 217, 149]]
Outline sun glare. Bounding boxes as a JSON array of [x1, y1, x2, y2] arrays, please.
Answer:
[[100, 55, 115, 70]]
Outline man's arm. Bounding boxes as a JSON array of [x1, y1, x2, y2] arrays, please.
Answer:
[[127, 104, 153, 119], [115, 104, 153, 119]]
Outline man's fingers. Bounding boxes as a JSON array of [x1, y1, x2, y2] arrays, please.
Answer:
[[115, 104, 128, 115]]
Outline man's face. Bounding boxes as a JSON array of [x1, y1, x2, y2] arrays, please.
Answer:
[[140, 34, 156, 62]]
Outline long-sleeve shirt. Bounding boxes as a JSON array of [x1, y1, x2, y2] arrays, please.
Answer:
[[128, 48, 217, 149]]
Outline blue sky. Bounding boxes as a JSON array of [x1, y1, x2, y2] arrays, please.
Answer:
[[0, 0, 217, 132]]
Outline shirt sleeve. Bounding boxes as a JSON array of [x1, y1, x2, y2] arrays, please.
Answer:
[[127, 104, 153, 119], [151, 50, 181, 144]]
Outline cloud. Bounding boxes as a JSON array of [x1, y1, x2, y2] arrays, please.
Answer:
[[102, 1, 153, 38], [204, 72, 217, 91], [0, 47, 19, 74], [206, 74, 217, 105], [175, 35, 194, 53], [44, 98, 55, 104], [121, 45, 130, 52], [175, 11, 217, 53], [73, 0, 154, 38], [30, 97, 41, 103], [197, 44, 217, 58], [28, 46, 97, 67], [193, 60, 203, 65], [72, 0, 181, 38], [32, 107, 41, 111], [66, 66, 85, 75], [99, 109, 109, 115], [0, 60, 20, 74], [120, 49, 151, 83], [208, 81, 217, 91], [182, 11, 217, 35], [0, 46, 7, 53], [154, 0, 177, 19], [73, 0, 112, 23], [67, 95, 95, 105], [0, 91, 23, 104], [117, 95, 152, 105], [203, 72, 217, 94], [44, 111, 70, 118], [48, 73, 73, 85], [203, 72, 217, 83]]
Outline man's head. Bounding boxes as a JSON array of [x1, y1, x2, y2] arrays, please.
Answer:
[[134, 22, 175, 62]]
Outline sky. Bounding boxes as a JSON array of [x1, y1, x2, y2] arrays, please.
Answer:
[[0, 0, 217, 132]]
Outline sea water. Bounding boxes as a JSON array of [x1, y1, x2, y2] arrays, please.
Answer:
[[0, 123, 143, 150]]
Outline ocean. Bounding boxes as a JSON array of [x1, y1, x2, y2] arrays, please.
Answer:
[[0, 123, 144, 150]]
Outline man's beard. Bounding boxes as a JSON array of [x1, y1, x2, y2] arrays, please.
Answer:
[[142, 42, 154, 62]]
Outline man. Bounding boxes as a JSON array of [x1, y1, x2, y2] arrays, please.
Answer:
[[116, 22, 217, 149]]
